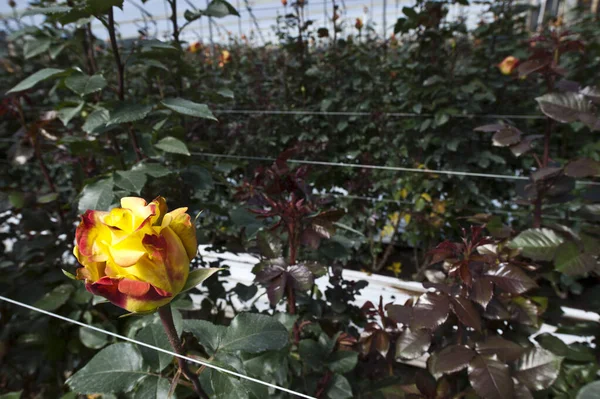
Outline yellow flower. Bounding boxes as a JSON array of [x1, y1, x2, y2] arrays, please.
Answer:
[[387, 262, 402, 277], [219, 50, 231, 67], [433, 199, 446, 214], [73, 197, 197, 313], [498, 56, 519, 75], [188, 41, 202, 53]]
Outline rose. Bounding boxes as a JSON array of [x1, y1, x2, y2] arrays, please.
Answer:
[[498, 56, 519, 75], [355, 18, 364, 30], [73, 196, 197, 313]]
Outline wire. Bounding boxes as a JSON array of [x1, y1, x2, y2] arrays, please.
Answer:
[[212, 109, 546, 120], [0, 295, 315, 399], [192, 152, 600, 186]]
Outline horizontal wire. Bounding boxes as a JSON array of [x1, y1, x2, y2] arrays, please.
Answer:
[[193, 151, 528, 180], [192, 152, 600, 186], [0, 295, 315, 399], [211, 109, 546, 120]]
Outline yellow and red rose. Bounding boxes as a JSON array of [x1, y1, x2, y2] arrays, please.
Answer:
[[355, 18, 364, 30], [498, 56, 519, 75], [73, 196, 197, 313]]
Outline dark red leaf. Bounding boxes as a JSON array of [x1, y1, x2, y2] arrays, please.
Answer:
[[531, 167, 562, 182], [474, 124, 505, 132], [266, 274, 286, 306], [459, 263, 473, 287], [428, 345, 477, 376], [517, 59, 549, 77], [255, 265, 285, 283], [288, 264, 314, 291], [510, 135, 543, 157], [410, 292, 450, 331], [514, 348, 563, 391], [483, 298, 512, 321], [385, 304, 412, 325], [470, 278, 493, 308], [450, 296, 482, 331], [415, 370, 437, 398], [564, 158, 600, 178], [373, 330, 390, 358], [395, 328, 432, 360], [468, 355, 514, 399], [475, 335, 526, 362], [492, 126, 522, 147], [485, 264, 538, 294]]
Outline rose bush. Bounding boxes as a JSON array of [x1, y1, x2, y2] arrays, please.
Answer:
[[73, 196, 197, 313]]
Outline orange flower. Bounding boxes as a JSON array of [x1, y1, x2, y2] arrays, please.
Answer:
[[281, 0, 287, 5], [498, 56, 519, 75], [188, 41, 202, 53], [355, 17, 363, 30]]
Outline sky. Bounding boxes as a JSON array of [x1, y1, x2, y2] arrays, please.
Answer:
[[1, 0, 486, 45]]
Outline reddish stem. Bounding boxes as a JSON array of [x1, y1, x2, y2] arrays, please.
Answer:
[[158, 306, 209, 399]]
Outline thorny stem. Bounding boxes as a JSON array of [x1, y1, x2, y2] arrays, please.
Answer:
[[287, 224, 298, 315], [107, 7, 142, 161], [158, 306, 209, 399]]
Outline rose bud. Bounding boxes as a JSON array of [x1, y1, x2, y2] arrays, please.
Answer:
[[498, 56, 519, 75], [355, 18, 364, 30], [73, 197, 197, 313], [188, 41, 202, 53]]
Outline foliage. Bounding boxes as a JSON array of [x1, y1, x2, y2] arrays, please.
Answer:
[[0, 0, 599, 397]]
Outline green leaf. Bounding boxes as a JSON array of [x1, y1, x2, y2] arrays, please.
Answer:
[[79, 326, 110, 349], [508, 228, 565, 261], [256, 230, 283, 259], [33, 284, 74, 311], [210, 369, 249, 399], [78, 177, 114, 213], [63, 269, 77, 280], [58, 102, 84, 126], [328, 351, 358, 373], [155, 136, 190, 156], [0, 392, 22, 399], [205, 0, 241, 18], [183, 320, 227, 356], [181, 268, 221, 293], [220, 313, 288, 354], [578, 381, 600, 399], [7, 68, 66, 93], [82, 109, 110, 134], [22, 6, 72, 16], [114, 170, 147, 195], [85, 0, 124, 14], [65, 74, 107, 96], [131, 162, 173, 178], [133, 376, 173, 399], [554, 241, 597, 276], [136, 324, 173, 372], [161, 98, 217, 120], [326, 374, 353, 399], [217, 88, 235, 98], [66, 343, 146, 394], [24, 38, 52, 59], [514, 348, 563, 391], [108, 104, 153, 125]]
